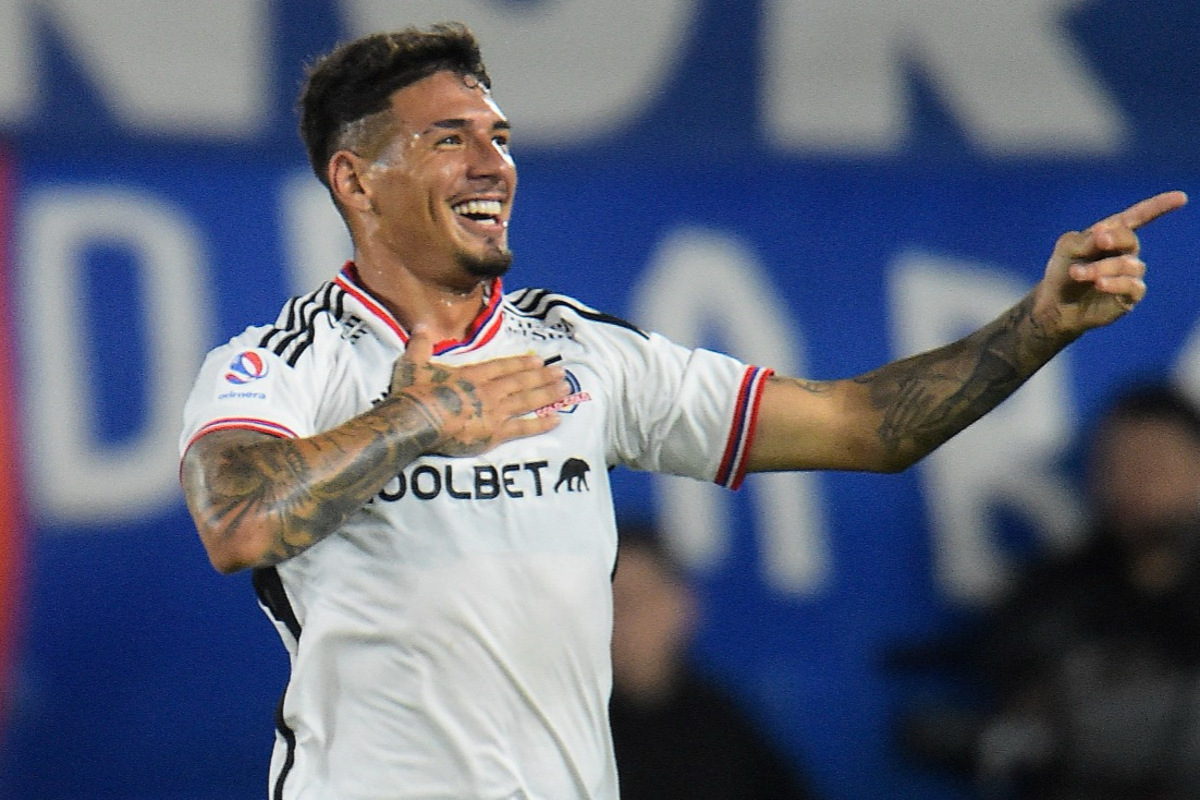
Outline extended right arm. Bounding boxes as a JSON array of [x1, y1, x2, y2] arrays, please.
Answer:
[[181, 331, 568, 573]]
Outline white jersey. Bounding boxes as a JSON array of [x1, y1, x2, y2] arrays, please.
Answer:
[[179, 265, 770, 800]]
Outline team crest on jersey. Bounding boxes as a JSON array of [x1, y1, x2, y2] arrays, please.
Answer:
[[535, 369, 592, 417], [224, 351, 269, 384]]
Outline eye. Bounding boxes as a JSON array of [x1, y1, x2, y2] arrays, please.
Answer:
[[435, 133, 463, 147], [493, 133, 511, 153]]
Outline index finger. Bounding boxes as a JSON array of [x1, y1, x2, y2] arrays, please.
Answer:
[[1092, 190, 1188, 232]]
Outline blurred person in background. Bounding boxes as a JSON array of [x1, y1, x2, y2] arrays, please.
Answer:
[[610, 524, 816, 800], [896, 381, 1200, 799]]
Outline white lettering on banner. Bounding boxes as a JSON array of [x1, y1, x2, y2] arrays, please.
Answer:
[[763, 0, 1126, 155], [20, 188, 212, 523], [890, 252, 1084, 604], [1, 0, 1134, 154], [0, 1, 34, 121], [0, 0, 268, 135], [340, 0, 696, 145], [281, 172, 352, 295], [634, 228, 830, 595], [1172, 324, 1200, 405]]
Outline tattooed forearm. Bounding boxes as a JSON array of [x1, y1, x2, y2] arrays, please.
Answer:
[[185, 394, 443, 570], [854, 293, 1069, 468]]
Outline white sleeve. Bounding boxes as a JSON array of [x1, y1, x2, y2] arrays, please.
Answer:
[[178, 330, 322, 458], [605, 329, 771, 489]]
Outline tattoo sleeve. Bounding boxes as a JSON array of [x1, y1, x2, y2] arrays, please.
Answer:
[[184, 393, 442, 569], [854, 293, 1072, 469]]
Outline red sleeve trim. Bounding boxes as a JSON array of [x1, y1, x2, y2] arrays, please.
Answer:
[[176, 419, 296, 482], [714, 366, 773, 490], [180, 418, 297, 473]]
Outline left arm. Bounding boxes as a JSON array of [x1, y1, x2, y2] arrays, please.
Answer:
[[745, 190, 1188, 474]]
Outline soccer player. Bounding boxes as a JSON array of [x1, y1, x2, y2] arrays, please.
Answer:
[[178, 22, 1186, 800]]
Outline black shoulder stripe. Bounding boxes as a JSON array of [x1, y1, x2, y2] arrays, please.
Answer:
[[258, 290, 313, 351], [274, 284, 336, 366], [510, 287, 549, 312], [257, 296, 298, 350], [571, 304, 648, 338], [511, 290, 648, 339], [334, 284, 346, 319], [252, 566, 302, 642], [256, 283, 346, 366]]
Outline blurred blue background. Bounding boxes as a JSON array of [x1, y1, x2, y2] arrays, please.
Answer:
[[1, 1, 1198, 799]]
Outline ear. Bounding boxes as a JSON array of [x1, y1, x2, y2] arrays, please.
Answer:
[[329, 150, 374, 214]]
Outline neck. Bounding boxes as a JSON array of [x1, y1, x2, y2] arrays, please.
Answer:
[[351, 258, 492, 343]]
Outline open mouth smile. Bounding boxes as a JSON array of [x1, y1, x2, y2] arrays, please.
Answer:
[[451, 198, 505, 228]]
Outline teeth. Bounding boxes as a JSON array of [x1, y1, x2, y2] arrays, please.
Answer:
[[452, 199, 502, 218]]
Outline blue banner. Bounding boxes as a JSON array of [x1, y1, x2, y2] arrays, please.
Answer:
[[1, 3, 1199, 799]]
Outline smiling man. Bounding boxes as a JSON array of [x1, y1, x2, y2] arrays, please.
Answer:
[[178, 22, 1186, 800]]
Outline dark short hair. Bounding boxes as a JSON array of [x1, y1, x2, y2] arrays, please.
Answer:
[[615, 521, 688, 585], [1084, 381, 1200, 484], [298, 22, 490, 187], [1096, 382, 1200, 446]]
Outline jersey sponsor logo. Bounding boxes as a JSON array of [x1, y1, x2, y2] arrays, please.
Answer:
[[224, 350, 268, 384], [535, 369, 592, 417], [374, 456, 593, 503]]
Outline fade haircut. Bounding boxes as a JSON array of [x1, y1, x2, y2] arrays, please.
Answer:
[[298, 23, 491, 189]]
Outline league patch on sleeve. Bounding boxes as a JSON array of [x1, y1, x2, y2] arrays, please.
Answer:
[[224, 350, 269, 384], [217, 350, 273, 401]]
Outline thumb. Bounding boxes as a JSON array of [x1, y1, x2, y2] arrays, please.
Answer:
[[403, 325, 436, 365], [389, 326, 437, 396]]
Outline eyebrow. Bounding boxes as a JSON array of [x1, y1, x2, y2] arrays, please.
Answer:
[[425, 118, 511, 134]]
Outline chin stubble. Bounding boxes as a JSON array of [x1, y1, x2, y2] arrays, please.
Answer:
[[457, 248, 514, 279]]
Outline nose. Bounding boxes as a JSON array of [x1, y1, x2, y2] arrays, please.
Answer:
[[466, 133, 513, 180]]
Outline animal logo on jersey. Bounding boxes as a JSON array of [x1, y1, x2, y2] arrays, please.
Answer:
[[554, 458, 591, 492], [224, 351, 269, 384], [535, 369, 592, 417]]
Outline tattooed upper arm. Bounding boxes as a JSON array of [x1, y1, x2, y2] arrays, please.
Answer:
[[745, 375, 868, 472], [747, 294, 1071, 474], [182, 400, 436, 573], [181, 428, 313, 572]]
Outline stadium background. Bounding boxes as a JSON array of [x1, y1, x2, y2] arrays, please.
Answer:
[[1, 1, 1199, 798]]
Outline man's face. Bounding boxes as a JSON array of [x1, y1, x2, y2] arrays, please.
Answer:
[[610, 546, 694, 684], [359, 70, 516, 284], [1092, 416, 1200, 553]]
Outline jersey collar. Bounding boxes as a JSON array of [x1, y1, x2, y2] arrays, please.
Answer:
[[333, 262, 505, 356]]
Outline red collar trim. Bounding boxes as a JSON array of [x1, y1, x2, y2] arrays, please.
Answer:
[[334, 262, 504, 355]]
